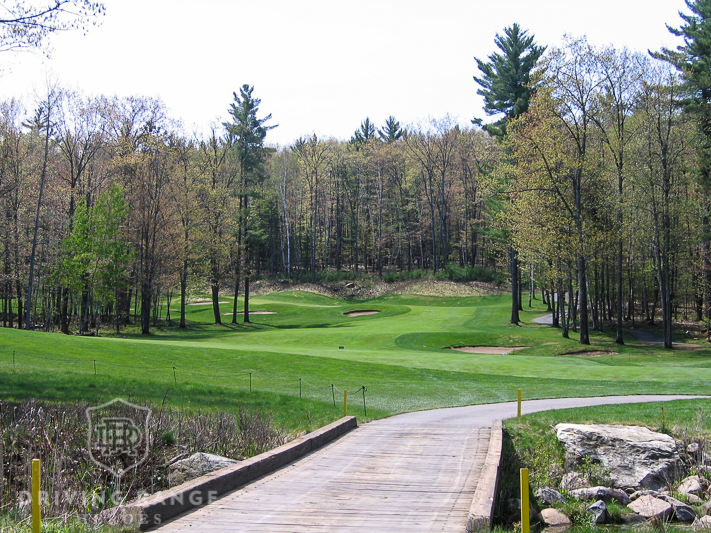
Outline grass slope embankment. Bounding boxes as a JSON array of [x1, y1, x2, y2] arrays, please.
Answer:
[[1, 289, 710, 432]]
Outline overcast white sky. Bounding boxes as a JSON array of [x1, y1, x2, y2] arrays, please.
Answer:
[[0, 0, 690, 145]]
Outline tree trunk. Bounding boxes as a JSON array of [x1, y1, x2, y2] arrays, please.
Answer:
[[243, 276, 250, 323], [180, 258, 188, 329], [510, 247, 520, 325], [578, 256, 590, 344], [211, 284, 221, 325]]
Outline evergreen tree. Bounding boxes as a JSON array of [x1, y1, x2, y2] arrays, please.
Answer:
[[474, 23, 545, 325], [223, 85, 276, 323], [653, 0, 711, 321], [350, 117, 376, 148], [473, 23, 546, 139], [378, 115, 404, 143]]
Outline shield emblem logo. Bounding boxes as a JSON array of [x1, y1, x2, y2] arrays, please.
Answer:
[[86, 398, 152, 477]]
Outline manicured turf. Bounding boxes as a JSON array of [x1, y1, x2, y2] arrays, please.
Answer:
[[1, 289, 710, 432]]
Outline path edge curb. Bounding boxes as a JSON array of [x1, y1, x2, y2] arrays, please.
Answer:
[[466, 419, 503, 533], [118, 415, 357, 530]]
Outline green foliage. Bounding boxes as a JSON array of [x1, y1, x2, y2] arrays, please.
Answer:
[[53, 184, 132, 307], [654, 0, 711, 188]]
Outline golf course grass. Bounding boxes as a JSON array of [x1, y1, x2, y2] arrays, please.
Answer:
[[1, 287, 710, 432]]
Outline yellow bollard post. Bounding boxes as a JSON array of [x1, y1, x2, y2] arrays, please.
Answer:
[[520, 468, 530, 533], [32, 458, 41, 533], [343, 390, 348, 417], [517, 389, 522, 418]]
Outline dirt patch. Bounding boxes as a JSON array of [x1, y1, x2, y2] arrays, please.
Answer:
[[449, 346, 531, 354], [243, 278, 502, 300], [344, 310, 380, 317], [559, 350, 618, 357]]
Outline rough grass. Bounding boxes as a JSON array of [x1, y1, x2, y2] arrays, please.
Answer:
[[0, 398, 285, 531]]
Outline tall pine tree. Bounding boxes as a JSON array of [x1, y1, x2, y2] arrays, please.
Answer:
[[473, 23, 545, 325], [223, 85, 276, 323], [653, 0, 711, 322]]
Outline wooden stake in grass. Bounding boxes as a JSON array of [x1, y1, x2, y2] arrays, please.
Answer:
[[32, 458, 41, 533], [520, 468, 529, 533], [343, 390, 348, 417], [518, 389, 522, 418]]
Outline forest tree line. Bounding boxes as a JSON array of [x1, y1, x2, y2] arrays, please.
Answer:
[[0, 16, 709, 343]]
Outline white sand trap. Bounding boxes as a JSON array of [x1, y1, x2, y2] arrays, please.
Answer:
[[225, 311, 277, 315], [344, 310, 380, 317], [189, 301, 229, 305], [449, 346, 531, 354]]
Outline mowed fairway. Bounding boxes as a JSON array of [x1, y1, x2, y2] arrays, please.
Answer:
[[1, 289, 710, 431]]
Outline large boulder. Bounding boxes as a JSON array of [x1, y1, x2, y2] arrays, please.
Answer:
[[168, 452, 239, 486], [678, 475, 705, 496], [588, 500, 608, 524], [536, 488, 566, 506], [540, 508, 572, 527], [555, 424, 679, 490], [561, 471, 590, 491], [659, 495, 697, 523], [569, 486, 630, 505], [628, 495, 673, 520]]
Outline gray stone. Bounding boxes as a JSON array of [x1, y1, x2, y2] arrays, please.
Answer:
[[168, 452, 239, 486], [630, 489, 662, 501], [620, 513, 647, 525], [696, 515, 711, 529], [628, 494, 673, 520], [688, 443, 701, 454], [688, 494, 703, 505], [701, 501, 711, 517], [536, 488, 566, 506], [561, 471, 590, 491], [555, 424, 679, 490], [588, 500, 608, 524], [659, 495, 697, 522], [95, 506, 142, 527], [679, 475, 705, 495], [569, 486, 630, 505], [540, 508, 572, 527]]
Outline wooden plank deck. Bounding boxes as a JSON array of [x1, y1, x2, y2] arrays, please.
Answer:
[[155, 395, 709, 532], [157, 422, 492, 532]]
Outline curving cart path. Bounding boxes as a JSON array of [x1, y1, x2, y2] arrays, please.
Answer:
[[157, 395, 707, 532]]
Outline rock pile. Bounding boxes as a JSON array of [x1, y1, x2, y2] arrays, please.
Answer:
[[532, 423, 711, 530]]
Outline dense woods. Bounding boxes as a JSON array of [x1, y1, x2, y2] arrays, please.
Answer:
[[1, 4, 710, 347]]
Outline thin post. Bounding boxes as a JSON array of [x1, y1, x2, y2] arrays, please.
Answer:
[[12, 351, 15, 367], [249, 372, 252, 392], [299, 378, 302, 398], [362, 386, 367, 416], [332, 384, 335, 406], [517, 389, 522, 418], [520, 468, 530, 533], [343, 390, 348, 417], [173, 366, 177, 385], [93, 359, 97, 375], [32, 459, 41, 533]]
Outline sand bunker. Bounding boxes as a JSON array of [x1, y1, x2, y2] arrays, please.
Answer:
[[344, 310, 381, 317], [189, 301, 228, 305], [560, 351, 618, 357], [449, 346, 530, 354]]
